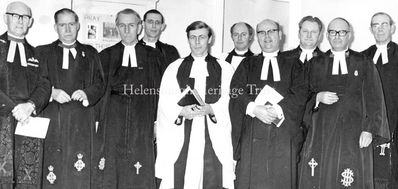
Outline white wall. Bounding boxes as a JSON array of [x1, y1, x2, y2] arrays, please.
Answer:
[[223, 0, 290, 54], [1, 0, 397, 53], [157, 0, 224, 57]]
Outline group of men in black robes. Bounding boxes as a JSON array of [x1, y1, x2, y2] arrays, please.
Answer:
[[229, 14, 395, 189], [0, 2, 178, 189]]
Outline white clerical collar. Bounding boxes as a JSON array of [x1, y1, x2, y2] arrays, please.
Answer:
[[61, 41, 77, 70], [262, 51, 279, 58], [373, 43, 389, 64], [331, 49, 348, 75], [6, 33, 27, 67], [62, 41, 76, 46], [235, 49, 248, 55], [190, 54, 209, 78], [143, 39, 156, 48], [8, 33, 24, 40], [299, 47, 316, 63], [122, 43, 137, 67], [261, 51, 280, 81]]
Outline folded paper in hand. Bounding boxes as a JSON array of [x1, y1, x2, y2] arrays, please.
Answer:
[[177, 85, 205, 106], [15, 117, 50, 139], [254, 85, 283, 105], [255, 85, 284, 127]]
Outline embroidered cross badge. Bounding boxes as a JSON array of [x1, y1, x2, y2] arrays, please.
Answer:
[[308, 158, 318, 177], [134, 161, 142, 175], [47, 165, 56, 184], [74, 153, 85, 172]]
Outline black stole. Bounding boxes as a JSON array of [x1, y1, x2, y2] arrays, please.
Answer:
[[225, 49, 253, 63], [176, 54, 221, 104]]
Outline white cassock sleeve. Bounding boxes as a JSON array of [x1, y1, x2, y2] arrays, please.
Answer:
[[155, 59, 185, 188]]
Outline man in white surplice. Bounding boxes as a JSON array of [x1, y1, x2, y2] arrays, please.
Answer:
[[155, 21, 235, 189]]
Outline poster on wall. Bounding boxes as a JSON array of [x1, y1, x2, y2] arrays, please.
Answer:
[[73, 0, 158, 52], [80, 13, 120, 52]]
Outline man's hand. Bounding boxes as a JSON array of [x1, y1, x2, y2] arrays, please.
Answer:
[[52, 88, 71, 104], [359, 131, 373, 148], [253, 105, 278, 124], [71, 90, 88, 102], [196, 104, 214, 115], [180, 104, 213, 120], [316, 91, 339, 105], [12, 102, 35, 122]]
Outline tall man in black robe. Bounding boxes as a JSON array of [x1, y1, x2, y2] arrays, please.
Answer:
[[362, 12, 398, 189], [36, 8, 105, 189], [139, 9, 179, 73], [283, 16, 324, 153], [223, 22, 254, 70], [96, 9, 163, 189], [298, 17, 390, 189], [0, 2, 50, 188], [230, 19, 308, 189], [156, 21, 235, 189]]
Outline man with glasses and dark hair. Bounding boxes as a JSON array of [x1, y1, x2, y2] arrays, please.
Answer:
[[36, 8, 105, 189], [156, 20, 235, 189], [0, 1, 51, 188], [230, 19, 307, 189], [96, 8, 163, 189], [298, 17, 390, 189], [222, 22, 254, 70], [139, 9, 179, 72], [362, 12, 398, 189]]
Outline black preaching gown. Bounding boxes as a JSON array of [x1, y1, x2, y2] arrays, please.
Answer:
[[36, 40, 104, 189], [139, 39, 180, 73], [96, 42, 162, 189], [362, 42, 398, 189], [298, 50, 390, 189], [230, 52, 307, 189], [0, 32, 50, 189]]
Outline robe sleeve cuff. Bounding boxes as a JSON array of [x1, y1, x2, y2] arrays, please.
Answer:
[[27, 100, 36, 115], [313, 100, 320, 111], [246, 102, 256, 117], [49, 86, 54, 102]]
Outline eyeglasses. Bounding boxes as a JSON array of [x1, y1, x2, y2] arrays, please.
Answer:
[[328, 30, 349, 37], [6, 12, 31, 22], [371, 22, 391, 29], [257, 29, 279, 36]]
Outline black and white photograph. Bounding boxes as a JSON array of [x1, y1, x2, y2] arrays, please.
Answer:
[[0, 0, 397, 188]]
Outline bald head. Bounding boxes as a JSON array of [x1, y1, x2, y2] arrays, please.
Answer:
[[6, 1, 32, 17], [4, 1, 33, 37], [328, 18, 350, 32], [257, 19, 280, 32], [327, 17, 352, 51]]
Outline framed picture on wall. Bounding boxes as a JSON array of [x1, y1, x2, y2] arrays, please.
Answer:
[[73, 0, 158, 52]]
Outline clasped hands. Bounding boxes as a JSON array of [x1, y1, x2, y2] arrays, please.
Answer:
[[253, 104, 279, 125], [52, 88, 87, 104], [179, 104, 214, 120]]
